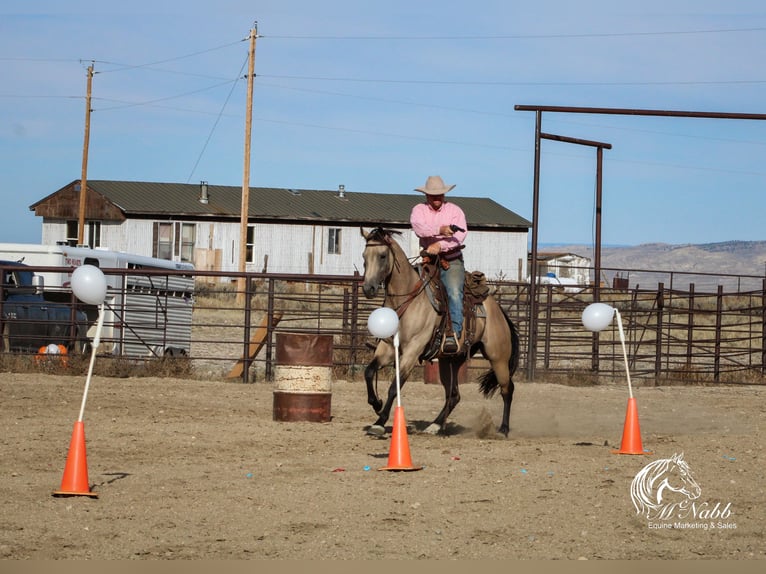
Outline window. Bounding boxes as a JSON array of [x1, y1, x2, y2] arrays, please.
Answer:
[[328, 228, 341, 255], [155, 222, 173, 260], [246, 225, 255, 263], [66, 221, 79, 247], [87, 221, 101, 248], [180, 223, 195, 263], [153, 222, 196, 262], [66, 220, 101, 247]]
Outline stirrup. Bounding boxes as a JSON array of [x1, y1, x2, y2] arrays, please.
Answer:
[[440, 329, 464, 355], [442, 336, 458, 354]]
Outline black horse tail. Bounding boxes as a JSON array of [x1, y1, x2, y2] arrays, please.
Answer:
[[478, 308, 520, 398]]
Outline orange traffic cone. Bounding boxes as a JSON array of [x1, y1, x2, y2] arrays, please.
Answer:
[[612, 397, 652, 455], [53, 421, 99, 497], [379, 406, 422, 471]]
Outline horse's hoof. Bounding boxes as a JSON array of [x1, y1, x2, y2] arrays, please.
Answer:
[[423, 423, 442, 435], [367, 424, 386, 437]]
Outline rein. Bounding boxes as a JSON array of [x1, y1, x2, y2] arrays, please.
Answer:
[[388, 275, 426, 318], [365, 238, 432, 318]]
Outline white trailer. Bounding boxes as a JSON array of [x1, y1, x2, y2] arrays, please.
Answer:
[[0, 243, 195, 357]]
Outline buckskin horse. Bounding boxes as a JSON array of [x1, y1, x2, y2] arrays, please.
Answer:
[[360, 227, 520, 437]]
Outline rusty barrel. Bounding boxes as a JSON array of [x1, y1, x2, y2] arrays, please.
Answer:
[[423, 359, 469, 385], [273, 333, 333, 422]]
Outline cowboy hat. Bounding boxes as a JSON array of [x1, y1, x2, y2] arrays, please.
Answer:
[[415, 175, 456, 195]]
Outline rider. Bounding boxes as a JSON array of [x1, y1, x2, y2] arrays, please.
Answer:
[[410, 175, 468, 354]]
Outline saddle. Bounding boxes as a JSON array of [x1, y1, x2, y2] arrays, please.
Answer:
[[418, 258, 490, 362]]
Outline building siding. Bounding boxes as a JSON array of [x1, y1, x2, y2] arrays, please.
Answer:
[[32, 180, 533, 280], [40, 218, 529, 279]]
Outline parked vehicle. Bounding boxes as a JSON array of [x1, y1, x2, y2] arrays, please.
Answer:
[[0, 244, 195, 357], [1, 261, 89, 353]]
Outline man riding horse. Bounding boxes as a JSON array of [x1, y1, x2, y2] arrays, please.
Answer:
[[360, 226, 520, 436], [410, 175, 467, 354]]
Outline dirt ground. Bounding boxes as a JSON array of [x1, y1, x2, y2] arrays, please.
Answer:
[[1, 370, 764, 560]]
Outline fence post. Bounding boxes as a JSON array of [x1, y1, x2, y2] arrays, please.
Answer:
[[0, 266, 5, 353], [762, 278, 766, 376], [543, 285, 553, 369], [686, 283, 695, 368], [714, 285, 723, 382], [591, 283, 600, 371], [350, 271, 360, 375], [265, 278, 276, 381], [655, 283, 664, 380], [241, 275, 253, 384]]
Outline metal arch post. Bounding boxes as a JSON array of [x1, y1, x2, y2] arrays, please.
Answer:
[[526, 110, 542, 381]]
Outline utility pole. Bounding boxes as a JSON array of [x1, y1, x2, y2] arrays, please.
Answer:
[[78, 62, 94, 246], [237, 24, 257, 305]]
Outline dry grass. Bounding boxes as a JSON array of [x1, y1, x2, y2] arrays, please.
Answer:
[[0, 348, 193, 379]]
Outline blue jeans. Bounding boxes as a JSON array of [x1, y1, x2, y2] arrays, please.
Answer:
[[441, 257, 465, 337]]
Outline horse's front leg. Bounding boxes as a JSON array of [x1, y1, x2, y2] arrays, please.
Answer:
[[366, 378, 401, 436], [364, 359, 384, 414], [423, 357, 463, 435], [364, 340, 395, 415], [366, 350, 417, 437]]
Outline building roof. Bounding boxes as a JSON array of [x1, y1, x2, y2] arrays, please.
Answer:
[[30, 180, 532, 231], [535, 252, 591, 260]]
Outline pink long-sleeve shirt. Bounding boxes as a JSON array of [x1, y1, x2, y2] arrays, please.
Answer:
[[410, 201, 468, 253]]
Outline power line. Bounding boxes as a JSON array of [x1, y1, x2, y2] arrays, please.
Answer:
[[247, 114, 526, 151], [99, 65, 237, 82], [186, 54, 250, 183], [93, 39, 246, 74], [0, 94, 81, 100], [262, 27, 766, 40], [0, 57, 81, 63], [0, 38, 244, 73], [93, 80, 239, 112], [257, 73, 766, 87], [254, 81, 517, 118]]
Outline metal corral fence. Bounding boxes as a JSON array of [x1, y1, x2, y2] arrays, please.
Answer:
[[1, 264, 764, 386]]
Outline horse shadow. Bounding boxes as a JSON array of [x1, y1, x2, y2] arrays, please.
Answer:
[[363, 420, 470, 438]]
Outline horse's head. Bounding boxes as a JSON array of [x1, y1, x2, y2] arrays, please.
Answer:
[[631, 452, 702, 517], [360, 227, 400, 299], [661, 453, 702, 501]]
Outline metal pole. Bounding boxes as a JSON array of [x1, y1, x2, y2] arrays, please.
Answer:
[[515, 104, 766, 121], [526, 111, 542, 380], [594, 145, 603, 300], [534, 131, 612, 378]]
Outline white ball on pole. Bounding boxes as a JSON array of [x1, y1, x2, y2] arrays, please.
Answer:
[[367, 307, 399, 338], [582, 302, 615, 332], [70, 265, 108, 305]]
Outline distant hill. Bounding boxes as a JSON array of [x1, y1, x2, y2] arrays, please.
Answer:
[[539, 240, 766, 290]]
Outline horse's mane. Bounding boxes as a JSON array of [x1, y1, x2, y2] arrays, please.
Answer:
[[367, 227, 402, 243]]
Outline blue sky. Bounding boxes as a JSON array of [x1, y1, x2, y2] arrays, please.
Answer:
[[2, 0, 765, 246]]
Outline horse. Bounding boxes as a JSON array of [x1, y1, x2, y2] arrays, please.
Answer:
[[360, 227, 520, 437], [630, 452, 702, 520]]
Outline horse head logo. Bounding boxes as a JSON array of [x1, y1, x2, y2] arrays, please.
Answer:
[[630, 452, 702, 520]]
